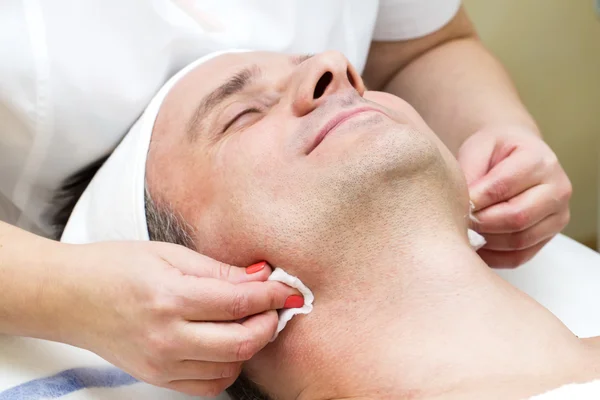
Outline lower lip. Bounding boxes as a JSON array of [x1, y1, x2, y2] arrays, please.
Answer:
[[313, 109, 383, 151]]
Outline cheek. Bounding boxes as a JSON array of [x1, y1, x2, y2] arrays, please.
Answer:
[[196, 129, 296, 264], [216, 135, 276, 192], [365, 91, 431, 134], [214, 122, 299, 198]]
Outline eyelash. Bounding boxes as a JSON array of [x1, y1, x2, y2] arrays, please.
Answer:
[[223, 107, 261, 132]]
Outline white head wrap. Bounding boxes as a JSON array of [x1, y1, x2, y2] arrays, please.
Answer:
[[60, 50, 247, 244]]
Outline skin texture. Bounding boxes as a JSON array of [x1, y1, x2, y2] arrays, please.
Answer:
[[146, 51, 599, 399], [364, 6, 572, 268]]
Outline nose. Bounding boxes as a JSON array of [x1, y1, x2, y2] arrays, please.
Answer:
[[289, 51, 365, 117]]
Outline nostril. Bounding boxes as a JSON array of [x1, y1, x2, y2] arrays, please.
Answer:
[[346, 68, 355, 88], [313, 71, 333, 99]]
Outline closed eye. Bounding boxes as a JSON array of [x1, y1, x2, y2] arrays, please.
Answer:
[[223, 108, 261, 132]]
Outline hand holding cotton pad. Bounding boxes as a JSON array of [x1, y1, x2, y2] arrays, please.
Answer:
[[267, 268, 315, 341], [468, 200, 486, 250]]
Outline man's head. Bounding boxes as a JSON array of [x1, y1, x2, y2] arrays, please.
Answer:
[[139, 51, 474, 399], [145, 51, 470, 286]]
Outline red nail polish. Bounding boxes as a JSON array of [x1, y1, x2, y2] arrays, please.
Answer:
[[284, 295, 304, 309], [246, 261, 267, 274]]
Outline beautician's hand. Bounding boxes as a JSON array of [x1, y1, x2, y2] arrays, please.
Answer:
[[458, 125, 572, 268], [55, 241, 301, 396]]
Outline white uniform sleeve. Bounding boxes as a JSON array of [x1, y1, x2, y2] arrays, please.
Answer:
[[373, 0, 461, 41]]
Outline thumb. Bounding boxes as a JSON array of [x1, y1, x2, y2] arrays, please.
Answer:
[[153, 242, 273, 283], [457, 133, 498, 186]]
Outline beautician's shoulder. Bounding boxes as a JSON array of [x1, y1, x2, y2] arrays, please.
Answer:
[[373, 0, 462, 41], [364, 1, 472, 90]]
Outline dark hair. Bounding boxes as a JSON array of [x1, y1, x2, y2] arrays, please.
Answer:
[[48, 158, 271, 400], [46, 156, 109, 239], [225, 374, 271, 400]]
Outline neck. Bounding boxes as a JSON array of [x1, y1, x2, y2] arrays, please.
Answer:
[[252, 222, 598, 400]]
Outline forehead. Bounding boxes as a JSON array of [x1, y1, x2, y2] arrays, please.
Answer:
[[196, 51, 291, 78], [167, 51, 291, 106]]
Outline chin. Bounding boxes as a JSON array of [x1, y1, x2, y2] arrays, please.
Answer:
[[356, 123, 443, 178], [333, 126, 468, 220]]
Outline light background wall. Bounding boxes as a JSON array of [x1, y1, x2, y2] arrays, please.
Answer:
[[463, 1, 600, 247]]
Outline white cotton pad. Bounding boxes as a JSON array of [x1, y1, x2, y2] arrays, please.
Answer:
[[468, 200, 486, 250], [267, 268, 314, 341], [468, 229, 486, 250]]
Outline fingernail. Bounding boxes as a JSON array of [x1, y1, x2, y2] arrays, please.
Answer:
[[246, 261, 267, 274], [284, 295, 305, 309]]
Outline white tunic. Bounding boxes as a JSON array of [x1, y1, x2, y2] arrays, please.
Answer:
[[0, 0, 460, 236]]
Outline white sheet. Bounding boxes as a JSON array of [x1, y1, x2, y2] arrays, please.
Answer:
[[496, 234, 600, 338], [0, 234, 598, 399], [528, 379, 600, 399]]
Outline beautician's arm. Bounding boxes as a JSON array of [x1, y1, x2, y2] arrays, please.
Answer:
[[363, 6, 572, 267], [0, 220, 299, 396], [364, 7, 537, 154]]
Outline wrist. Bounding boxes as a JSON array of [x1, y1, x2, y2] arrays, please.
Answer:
[[0, 225, 73, 341], [37, 241, 94, 346], [28, 239, 78, 343]]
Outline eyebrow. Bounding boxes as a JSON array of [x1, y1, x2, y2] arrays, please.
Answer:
[[187, 64, 262, 140], [186, 54, 314, 140], [291, 53, 314, 65]]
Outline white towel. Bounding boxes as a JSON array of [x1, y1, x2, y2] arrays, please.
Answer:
[[528, 380, 600, 399], [0, 336, 215, 400], [267, 268, 315, 340]]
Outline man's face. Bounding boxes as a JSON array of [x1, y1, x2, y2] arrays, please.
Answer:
[[146, 51, 467, 267]]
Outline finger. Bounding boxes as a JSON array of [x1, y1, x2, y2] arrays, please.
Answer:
[[180, 310, 279, 362], [478, 238, 551, 268], [472, 184, 563, 234], [457, 134, 497, 186], [203, 260, 274, 284], [482, 212, 567, 251], [166, 377, 237, 397], [179, 279, 302, 321], [469, 148, 542, 211], [170, 360, 242, 381], [157, 243, 273, 283]]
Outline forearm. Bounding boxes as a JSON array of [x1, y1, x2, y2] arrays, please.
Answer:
[[0, 220, 68, 340], [384, 37, 539, 154]]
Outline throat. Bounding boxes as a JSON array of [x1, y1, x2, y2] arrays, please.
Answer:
[[286, 238, 588, 400]]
